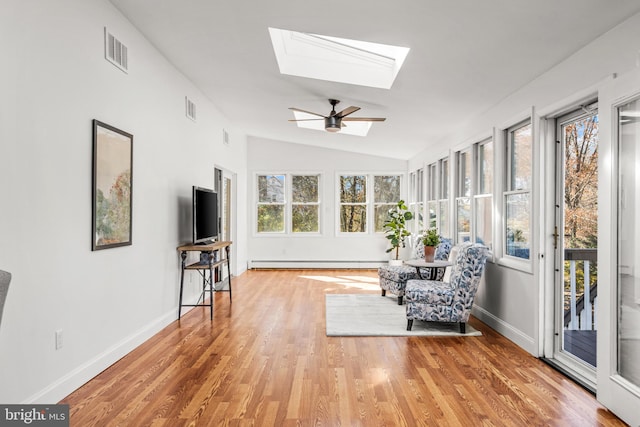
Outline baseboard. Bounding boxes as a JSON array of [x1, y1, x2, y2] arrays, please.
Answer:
[[472, 305, 537, 356], [248, 260, 386, 269], [25, 309, 177, 404]]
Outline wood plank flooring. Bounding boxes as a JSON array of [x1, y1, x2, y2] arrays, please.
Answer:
[[61, 269, 625, 426]]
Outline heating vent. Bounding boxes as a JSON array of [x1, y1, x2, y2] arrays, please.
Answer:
[[185, 97, 197, 121], [104, 28, 128, 73], [223, 129, 230, 145]]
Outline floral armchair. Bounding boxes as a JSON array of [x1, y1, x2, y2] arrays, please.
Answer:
[[378, 236, 452, 305], [405, 242, 488, 333]]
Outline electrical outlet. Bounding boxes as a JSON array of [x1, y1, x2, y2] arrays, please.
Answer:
[[55, 330, 63, 350]]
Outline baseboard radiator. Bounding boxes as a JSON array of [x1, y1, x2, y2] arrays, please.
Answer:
[[248, 260, 386, 269]]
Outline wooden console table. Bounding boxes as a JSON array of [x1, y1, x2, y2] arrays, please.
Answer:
[[177, 241, 232, 320]]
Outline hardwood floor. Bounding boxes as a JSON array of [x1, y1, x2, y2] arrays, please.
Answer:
[[62, 269, 624, 426]]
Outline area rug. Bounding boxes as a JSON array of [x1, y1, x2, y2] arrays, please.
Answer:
[[325, 294, 482, 337]]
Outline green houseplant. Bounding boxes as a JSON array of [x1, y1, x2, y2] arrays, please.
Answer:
[[421, 228, 440, 262], [383, 200, 414, 264]]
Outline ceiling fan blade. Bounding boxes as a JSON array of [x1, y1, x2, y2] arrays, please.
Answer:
[[288, 118, 324, 122], [289, 107, 326, 118], [336, 106, 360, 118], [342, 117, 386, 122]]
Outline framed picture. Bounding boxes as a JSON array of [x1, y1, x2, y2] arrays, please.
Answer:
[[92, 120, 133, 250]]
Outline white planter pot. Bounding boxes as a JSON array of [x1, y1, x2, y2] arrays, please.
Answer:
[[389, 259, 403, 266]]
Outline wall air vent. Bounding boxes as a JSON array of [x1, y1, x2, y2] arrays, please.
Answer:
[[223, 129, 229, 145], [104, 28, 128, 73], [186, 97, 197, 121]]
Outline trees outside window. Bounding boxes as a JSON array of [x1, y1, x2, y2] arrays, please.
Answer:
[[338, 174, 403, 233], [374, 175, 402, 232], [292, 175, 320, 233], [339, 175, 367, 233]]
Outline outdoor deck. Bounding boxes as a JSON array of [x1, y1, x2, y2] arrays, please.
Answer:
[[564, 329, 597, 367]]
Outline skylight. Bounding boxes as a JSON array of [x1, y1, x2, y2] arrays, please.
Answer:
[[291, 111, 372, 137], [269, 27, 409, 89]]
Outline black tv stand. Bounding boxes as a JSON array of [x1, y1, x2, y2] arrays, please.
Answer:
[[177, 241, 232, 320]]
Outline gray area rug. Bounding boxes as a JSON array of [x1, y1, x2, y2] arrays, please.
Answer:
[[325, 294, 482, 337]]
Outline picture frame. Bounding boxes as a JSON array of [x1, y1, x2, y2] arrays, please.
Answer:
[[92, 120, 133, 251]]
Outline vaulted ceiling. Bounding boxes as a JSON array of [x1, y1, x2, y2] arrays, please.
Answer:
[[109, 0, 640, 159]]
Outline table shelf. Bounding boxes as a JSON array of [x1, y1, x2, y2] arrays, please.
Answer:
[[177, 241, 232, 320]]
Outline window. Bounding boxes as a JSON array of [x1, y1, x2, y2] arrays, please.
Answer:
[[504, 121, 532, 259], [373, 175, 402, 232], [257, 173, 321, 234], [426, 163, 437, 230], [438, 158, 449, 237], [292, 175, 320, 233], [475, 139, 493, 249], [455, 149, 471, 243], [408, 168, 424, 233], [257, 174, 286, 233], [338, 173, 403, 233], [339, 175, 367, 232]]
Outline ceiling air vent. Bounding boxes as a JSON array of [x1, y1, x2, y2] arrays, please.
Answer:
[[185, 97, 197, 121], [104, 28, 128, 73]]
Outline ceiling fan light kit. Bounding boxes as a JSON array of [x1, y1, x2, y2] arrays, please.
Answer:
[[289, 99, 385, 133], [324, 116, 341, 132]]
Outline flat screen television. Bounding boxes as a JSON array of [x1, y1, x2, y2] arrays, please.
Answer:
[[193, 186, 219, 244]]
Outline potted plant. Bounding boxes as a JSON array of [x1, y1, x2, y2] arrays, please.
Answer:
[[421, 228, 440, 262], [383, 200, 413, 265]]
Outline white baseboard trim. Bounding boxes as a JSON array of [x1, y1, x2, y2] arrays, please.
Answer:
[[248, 260, 386, 269], [24, 309, 177, 404], [472, 305, 537, 356]]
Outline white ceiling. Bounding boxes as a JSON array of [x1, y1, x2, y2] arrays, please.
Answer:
[[109, 0, 640, 160]]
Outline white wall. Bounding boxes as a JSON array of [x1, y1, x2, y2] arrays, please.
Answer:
[[0, 0, 247, 403], [246, 137, 407, 266], [408, 12, 640, 355]]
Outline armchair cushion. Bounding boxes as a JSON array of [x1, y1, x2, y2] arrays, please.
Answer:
[[405, 281, 455, 306]]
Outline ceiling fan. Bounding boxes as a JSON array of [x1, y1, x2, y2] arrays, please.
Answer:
[[289, 99, 386, 132]]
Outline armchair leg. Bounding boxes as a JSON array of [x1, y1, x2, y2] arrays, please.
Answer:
[[397, 296, 403, 305], [407, 319, 413, 331], [459, 323, 466, 334], [381, 290, 386, 297]]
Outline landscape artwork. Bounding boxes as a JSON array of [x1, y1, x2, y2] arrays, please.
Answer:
[[92, 120, 133, 250]]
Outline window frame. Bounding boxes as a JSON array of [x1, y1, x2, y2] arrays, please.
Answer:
[[291, 173, 322, 234], [437, 157, 450, 238], [474, 138, 494, 253], [336, 172, 406, 235], [502, 119, 533, 265], [408, 168, 424, 234], [426, 162, 438, 231], [256, 173, 286, 234], [455, 149, 472, 243], [255, 172, 322, 236]]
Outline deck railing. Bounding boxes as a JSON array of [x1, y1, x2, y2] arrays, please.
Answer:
[[564, 248, 597, 331]]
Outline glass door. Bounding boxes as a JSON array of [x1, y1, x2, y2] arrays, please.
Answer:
[[554, 105, 599, 374], [597, 69, 640, 426]]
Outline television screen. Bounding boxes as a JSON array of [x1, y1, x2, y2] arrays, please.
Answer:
[[193, 186, 218, 244]]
